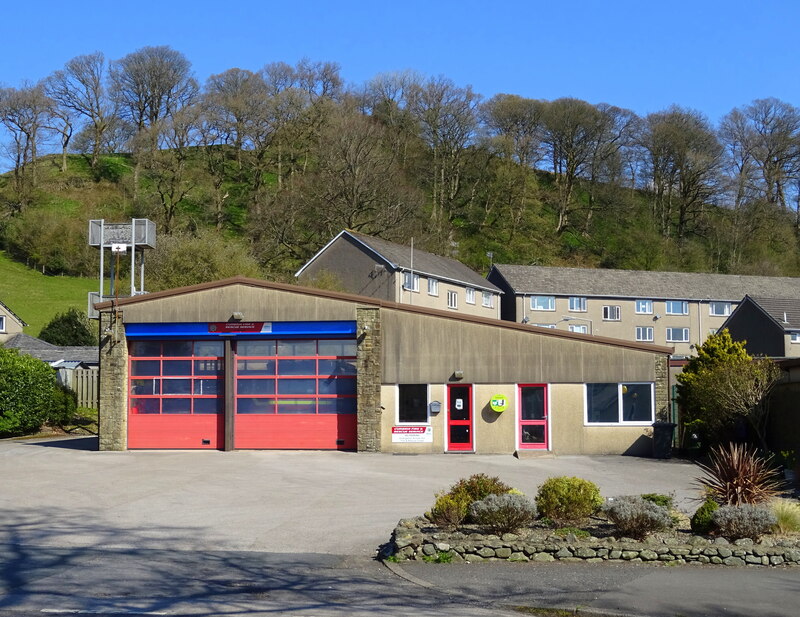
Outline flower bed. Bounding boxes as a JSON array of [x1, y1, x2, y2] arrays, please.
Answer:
[[390, 516, 800, 567]]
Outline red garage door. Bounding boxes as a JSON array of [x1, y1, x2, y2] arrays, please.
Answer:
[[234, 339, 357, 449], [128, 340, 224, 449]]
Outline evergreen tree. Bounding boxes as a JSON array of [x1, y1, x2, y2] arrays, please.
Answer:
[[39, 308, 95, 346]]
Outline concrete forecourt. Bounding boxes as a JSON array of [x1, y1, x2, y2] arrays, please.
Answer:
[[1, 436, 797, 617]]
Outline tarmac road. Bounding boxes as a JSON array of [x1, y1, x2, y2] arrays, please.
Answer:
[[1, 435, 797, 616]]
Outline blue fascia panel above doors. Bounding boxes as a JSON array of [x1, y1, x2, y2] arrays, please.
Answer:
[[125, 321, 357, 339]]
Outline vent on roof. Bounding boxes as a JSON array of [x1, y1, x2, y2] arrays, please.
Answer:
[[783, 312, 789, 324]]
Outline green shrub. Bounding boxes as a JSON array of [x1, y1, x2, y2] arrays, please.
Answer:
[[690, 497, 719, 534], [427, 491, 470, 528], [469, 493, 537, 534], [640, 493, 674, 509], [713, 504, 776, 540], [46, 382, 78, 428], [39, 307, 95, 346], [535, 476, 603, 525], [603, 495, 672, 540], [450, 473, 513, 503], [0, 348, 59, 436], [771, 499, 800, 534]]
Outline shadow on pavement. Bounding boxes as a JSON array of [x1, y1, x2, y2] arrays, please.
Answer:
[[20, 436, 98, 450]]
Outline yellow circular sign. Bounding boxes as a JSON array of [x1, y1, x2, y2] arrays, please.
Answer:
[[490, 395, 508, 412]]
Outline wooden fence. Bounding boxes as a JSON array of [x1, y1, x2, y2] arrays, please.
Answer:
[[73, 368, 99, 409]]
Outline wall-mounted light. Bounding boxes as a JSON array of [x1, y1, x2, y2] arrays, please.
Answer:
[[653, 314, 662, 321], [452, 369, 464, 380], [231, 312, 244, 321], [521, 316, 530, 324]]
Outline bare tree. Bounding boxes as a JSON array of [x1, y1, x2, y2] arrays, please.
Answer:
[[0, 84, 51, 196], [45, 52, 112, 171]]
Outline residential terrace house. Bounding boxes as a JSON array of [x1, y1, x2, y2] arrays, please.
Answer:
[[296, 230, 502, 319], [0, 300, 27, 344], [722, 296, 800, 359], [487, 265, 800, 358]]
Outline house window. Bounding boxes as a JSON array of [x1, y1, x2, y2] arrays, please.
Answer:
[[635, 299, 653, 314], [666, 327, 690, 342], [709, 302, 731, 317], [447, 290, 458, 309], [666, 300, 688, 315], [569, 324, 588, 334], [568, 297, 587, 312], [403, 272, 419, 292], [398, 384, 428, 424], [535, 323, 556, 329], [481, 291, 494, 308], [465, 288, 475, 304], [0, 315, 5, 333], [791, 332, 800, 343], [531, 296, 555, 311], [585, 383, 654, 425], [602, 305, 621, 321], [428, 278, 439, 296], [636, 326, 654, 342]]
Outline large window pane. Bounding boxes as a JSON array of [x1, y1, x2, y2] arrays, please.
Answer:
[[318, 398, 357, 414], [131, 398, 160, 414], [237, 398, 276, 414], [131, 360, 160, 376], [622, 384, 653, 422], [194, 398, 223, 414], [194, 340, 224, 356], [521, 425, 545, 444], [318, 377, 356, 396], [237, 359, 275, 375], [520, 387, 545, 420], [131, 379, 159, 395], [195, 359, 223, 376], [162, 398, 192, 414], [319, 359, 356, 376], [162, 379, 192, 395], [237, 379, 275, 395], [130, 341, 161, 357], [162, 341, 193, 357], [318, 340, 356, 356], [277, 399, 316, 414], [586, 383, 619, 423], [399, 384, 428, 423], [194, 379, 221, 395], [278, 359, 316, 375], [278, 340, 316, 356], [237, 340, 275, 356], [162, 360, 192, 376], [278, 379, 316, 394]]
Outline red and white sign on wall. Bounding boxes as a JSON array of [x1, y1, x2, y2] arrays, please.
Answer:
[[391, 426, 433, 443], [208, 322, 273, 333]]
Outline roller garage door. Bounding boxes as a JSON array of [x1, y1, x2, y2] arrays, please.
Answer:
[[126, 321, 357, 450]]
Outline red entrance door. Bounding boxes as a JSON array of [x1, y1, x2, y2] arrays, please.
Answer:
[[447, 384, 473, 451], [519, 384, 548, 449]]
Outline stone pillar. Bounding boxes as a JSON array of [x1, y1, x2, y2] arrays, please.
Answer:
[[356, 306, 382, 452], [654, 355, 670, 422], [98, 310, 128, 451]]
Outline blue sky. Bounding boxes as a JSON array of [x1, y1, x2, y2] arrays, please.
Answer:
[[1, 0, 798, 123]]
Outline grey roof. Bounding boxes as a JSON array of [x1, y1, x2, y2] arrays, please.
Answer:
[[0, 300, 28, 327], [743, 297, 800, 331], [491, 264, 800, 302], [304, 230, 501, 293], [3, 333, 98, 365]]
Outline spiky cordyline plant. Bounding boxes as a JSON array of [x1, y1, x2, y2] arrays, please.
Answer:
[[695, 442, 783, 506]]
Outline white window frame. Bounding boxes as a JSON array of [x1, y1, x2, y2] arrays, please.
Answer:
[[403, 272, 419, 292], [0, 315, 5, 333], [427, 278, 439, 296], [791, 332, 800, 343], [709, 301, 731, 317], [481, 291, 493, 308], [465, 287, 475, 304], [635, 299, 653, 314], [636, 326, 654, 342], [602, 305, 621, 321], [531, 295, 555, 311], [535, 323, 556, 329], [568, 297, 587, 312], [584, 382, 655, 426], [665, 300, 688, 315], [568, 324, 588, 334], [447, 290, 458, 309], [396, 384, 430, 425], [666, 327, 690, 343]]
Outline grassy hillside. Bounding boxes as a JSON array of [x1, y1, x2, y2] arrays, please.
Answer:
[[0, 251, 96, 336]]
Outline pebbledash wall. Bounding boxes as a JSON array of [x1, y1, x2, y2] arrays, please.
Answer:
[[96, 277, 672, 454]]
